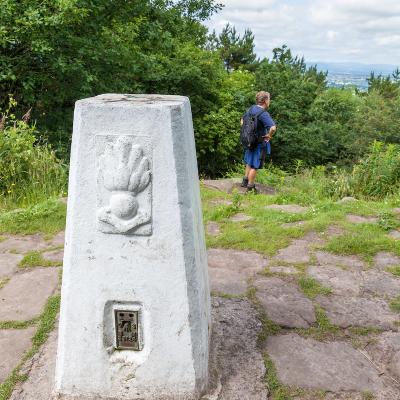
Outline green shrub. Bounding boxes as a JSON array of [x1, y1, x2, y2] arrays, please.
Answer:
[[352, 141, 400, 198], [0, 105, 66, 208]]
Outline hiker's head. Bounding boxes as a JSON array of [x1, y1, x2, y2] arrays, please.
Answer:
[[256, 91, 271, 109]]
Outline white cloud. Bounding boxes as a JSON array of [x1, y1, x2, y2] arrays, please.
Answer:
[[206, 0, 400, 65]]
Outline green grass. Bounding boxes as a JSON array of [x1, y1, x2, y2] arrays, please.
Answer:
[[0, 198, 66, 235], [386, 265, 400, 277], [389, 296, 400, 313], [263, 354, 292, 400], [19, 250, 62, 268], [362, 391, 375, 400], [0, 277, 10, 289], [0, 295, 60, 400], [298, 277, 332, 299], [0, 319, 38, 329]]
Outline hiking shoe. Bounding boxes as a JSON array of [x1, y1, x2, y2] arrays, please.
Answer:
[[246, 184, 257, 194], [241, 177, 249, 187]]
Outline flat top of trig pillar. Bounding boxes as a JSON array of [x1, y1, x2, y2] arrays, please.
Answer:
[[80, 94, 188, 106]]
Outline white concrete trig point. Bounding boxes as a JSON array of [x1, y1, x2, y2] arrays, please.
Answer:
[[55, 94, 211, 400]]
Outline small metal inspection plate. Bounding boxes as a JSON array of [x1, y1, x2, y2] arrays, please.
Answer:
[[114, 310, 140, 350]]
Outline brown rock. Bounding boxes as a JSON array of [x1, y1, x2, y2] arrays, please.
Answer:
[[0, 235, 50, 254], [346, 214, 378, 224]]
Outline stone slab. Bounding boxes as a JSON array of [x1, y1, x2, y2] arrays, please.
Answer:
[[0, 268, 59, 321], [206, 222, 221, 236], [281, 221, 306, 228], [48, 231, 65, 247], [308, 265, 361, 295], [207, 297, 267, 400], [229, 213, 252, 222], [266, 204, 308, 213], [0, 327, 36, 383], [362, 270, 400, 297], [275, 232, 322, 264], [0, 235, 50, 254], [268, 265, 298, 274], [315, 251, 365, 269], [266, 333, 386, 393], [0, 253, 23, 278], [374, 252, 400, 269], [254, 276, 315, 328], [346, 214, 378, 224], [389, 230, 400, 240], [317, 295, 399, 329], [208, 248, 267, 295], [366, 332, 400, 380], [10, 328, 58, 400], [42, 249, 64, 263]]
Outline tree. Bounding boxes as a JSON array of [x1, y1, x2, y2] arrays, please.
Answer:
[[211, 23, 258, 72]]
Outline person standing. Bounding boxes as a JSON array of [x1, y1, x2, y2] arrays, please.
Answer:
[[241, 91, 276, 192]]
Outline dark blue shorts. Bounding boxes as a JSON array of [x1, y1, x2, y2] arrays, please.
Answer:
[[243, 143, 270, 169]]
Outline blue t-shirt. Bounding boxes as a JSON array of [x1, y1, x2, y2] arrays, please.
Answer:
[[248, 105, 275, 138]]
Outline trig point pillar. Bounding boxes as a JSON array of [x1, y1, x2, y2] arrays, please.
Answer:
[[55, 94, 211, 400]]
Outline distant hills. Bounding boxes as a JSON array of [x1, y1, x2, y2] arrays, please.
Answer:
[[307, 62, 399, 90]]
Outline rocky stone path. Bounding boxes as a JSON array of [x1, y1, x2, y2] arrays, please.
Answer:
[[2, 197, 400, 399]]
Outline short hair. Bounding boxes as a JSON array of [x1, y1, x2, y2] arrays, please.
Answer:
[[256, 91, 270, 105]]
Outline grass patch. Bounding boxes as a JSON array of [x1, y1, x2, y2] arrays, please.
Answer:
[[298, 276, 332, 299], [362, 392, 375, 400], [0, 295, 60, 400], [389, 296, 400, 313], [0, 198, 66, 235], [386, 265, 400, 277], [0, 277, 10, 289], [0, 319, 38, 330], [19, 250, 62, 268], [263, 354, 292, 400]]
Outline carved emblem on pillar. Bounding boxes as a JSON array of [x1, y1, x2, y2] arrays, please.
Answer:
[[96, 136, 152, 235]]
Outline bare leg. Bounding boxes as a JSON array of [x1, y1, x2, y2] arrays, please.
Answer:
[[245, 165, 251, 178], [248, 168, 257, 185]]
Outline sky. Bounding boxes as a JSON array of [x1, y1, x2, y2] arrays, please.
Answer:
[[206, 0, 400, 66]]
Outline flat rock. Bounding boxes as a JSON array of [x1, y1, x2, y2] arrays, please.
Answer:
[[374, 252, 400, 270], [206, 222, 221, 236], [268, 265, 298, 274], [0, 253, 23, 278], [393, 208, 400, 215], [202, 179, 276, 195], [266, 204, 308, 213], [346, 214, 378, 224], [361, 270, 400, 297], [308, 265, 361, 295], [209, 199, 232, 206], [0, 327, 36, 383], [337, 196, 357, 203], [389, 230, 400, 240], [42, 249, 64, 263], [317, 295, 399, 330], [366, 332, 400, 380], [0, 234, 50, 254], [254, 276, 315, 328], [208, 248, 267, 295], [275, 232, 323, 264], [229, 213, 252, 222], [323, 225, 345, 238], [10, 327, 58, 400], [0, 268, 59, 321], [207, 297, 267, 400], [266, 333, 385, 393], [48, 231, 65, 247], [315, 251, 365, 269], [281, 221, 306, 228]]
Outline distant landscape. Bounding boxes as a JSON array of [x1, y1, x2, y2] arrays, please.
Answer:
[[311, 62, 399, 90]]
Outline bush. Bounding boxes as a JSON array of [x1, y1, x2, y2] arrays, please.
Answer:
[[0, 105, 66, 208], [352, 141, 400, 198]]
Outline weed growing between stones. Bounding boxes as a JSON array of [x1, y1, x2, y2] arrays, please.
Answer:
[[19, 250, 62, 268], [0, 295, 60, 400], [389, 296, 400, 313], [386, 265, 400, 277], [0, 319, 38, 330], [298, 276, 332, 299], [0, 277, 10, 289], [362, 391, 376, 400]]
